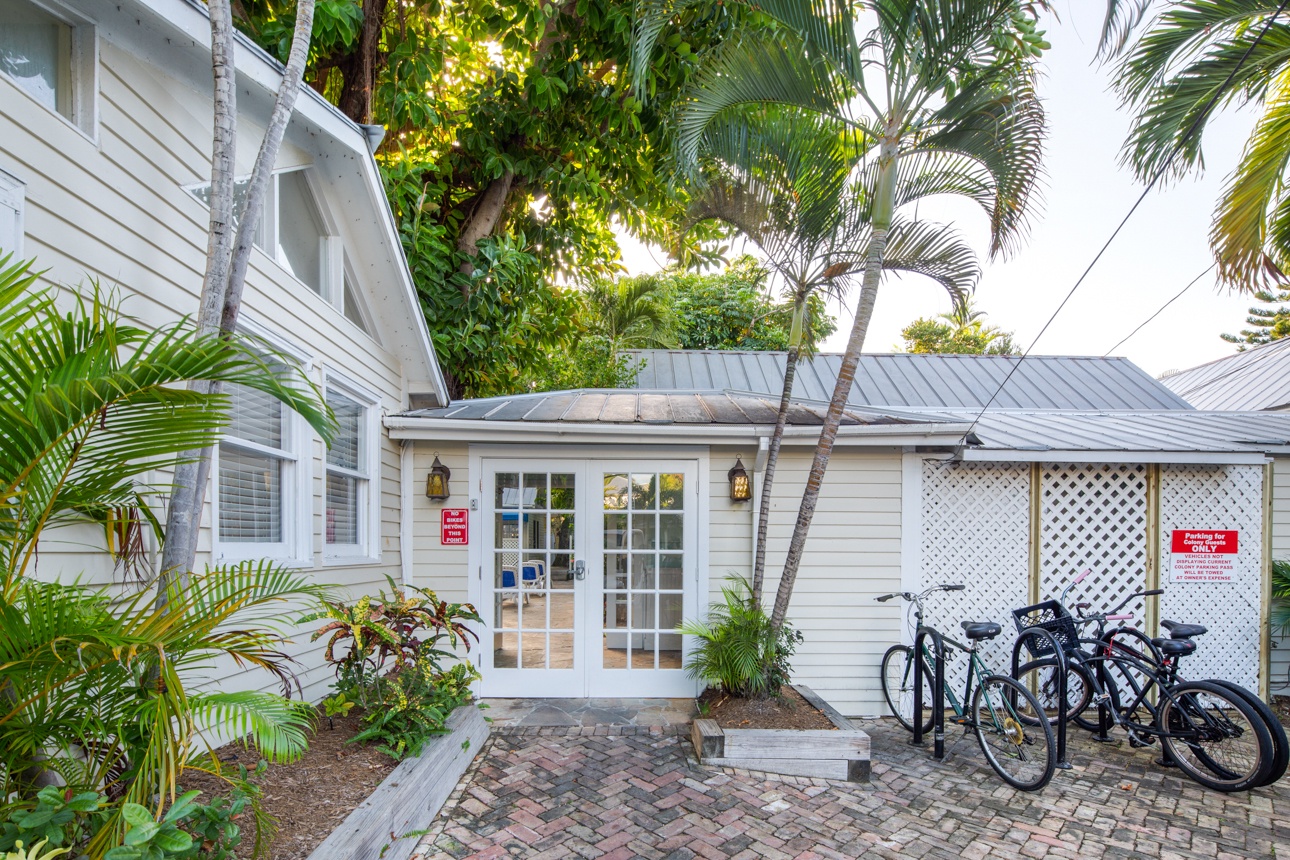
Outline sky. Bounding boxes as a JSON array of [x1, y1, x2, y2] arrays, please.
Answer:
[[617, 2, 1264, 378]]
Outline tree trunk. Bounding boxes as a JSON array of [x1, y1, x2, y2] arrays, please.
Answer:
[[158, 0, 239, 594], [455, 169, 516, 286], [769, 141, 898, 632], [751, 297, 804, 604], [157, 0, 318, 599], [336, 0, 390, 124]]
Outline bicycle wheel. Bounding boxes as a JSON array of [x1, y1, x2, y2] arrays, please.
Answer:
[[1014, 658, 1093, 726], [972, 675, 1056, 791], [1158, 680, 1274, 792], [1206, 679, 1287, 787], [881, 644, 933, 733]]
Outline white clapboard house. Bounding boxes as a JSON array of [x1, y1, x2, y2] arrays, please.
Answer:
[[6, 0, 1289, 717], [1, 0, 447, 699]]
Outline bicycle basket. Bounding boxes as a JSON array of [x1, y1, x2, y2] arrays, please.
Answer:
[[1011, 600, 1079, 658]]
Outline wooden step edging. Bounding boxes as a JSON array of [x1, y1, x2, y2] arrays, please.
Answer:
[[305, 703, 490, 860], [691, 685, 870, 783]]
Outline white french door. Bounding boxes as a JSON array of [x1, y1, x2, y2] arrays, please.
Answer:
[[478, 458, 700, 698]]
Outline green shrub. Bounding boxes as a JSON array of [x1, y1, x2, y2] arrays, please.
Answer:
[[307, 578, 483, 759], [1273, 558, 1290, 635], [679, 576, 802, 699]]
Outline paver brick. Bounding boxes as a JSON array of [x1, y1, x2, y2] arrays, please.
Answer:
[[416, 721, 1289, 859]]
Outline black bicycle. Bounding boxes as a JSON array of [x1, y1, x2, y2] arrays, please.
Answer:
[[1012, 572, 1278, 792], [878, 585, 1056, 791]]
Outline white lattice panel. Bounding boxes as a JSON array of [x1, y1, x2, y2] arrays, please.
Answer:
[[1159, 465, 1263, 692], [1040, 464, 1149, 625], [920, 460, 1031, 691]]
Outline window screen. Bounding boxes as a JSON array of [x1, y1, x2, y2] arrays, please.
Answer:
[[0, 0, 72, 119], [325, 388, 367, 548]]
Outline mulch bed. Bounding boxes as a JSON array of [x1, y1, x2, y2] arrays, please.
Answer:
[[1274, 695, 1289, 727], [698, 685, 838, 730], [180, 709, 397, 860]]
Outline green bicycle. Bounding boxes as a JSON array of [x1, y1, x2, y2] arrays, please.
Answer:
[[878, 584, 1056, 791]]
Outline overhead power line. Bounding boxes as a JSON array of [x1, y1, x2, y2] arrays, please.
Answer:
[[1102, 264, 1214, 357], [958, 1, 1290, 448]]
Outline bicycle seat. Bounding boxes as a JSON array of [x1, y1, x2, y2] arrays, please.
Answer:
[[1160, 619, 1207, 639], [1151, 637, 1197, 657], [961, 621, 1001, 641]]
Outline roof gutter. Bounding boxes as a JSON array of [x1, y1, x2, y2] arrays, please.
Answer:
[[383, 417, 973, 446], [958, 448, 1272, 465]]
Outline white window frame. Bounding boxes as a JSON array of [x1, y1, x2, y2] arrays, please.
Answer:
[[211, 322, 313, 568], [321, 370, 382, 565], [0, 0, 98, 139], [183, 169, 359, 321], [0, 167, 25, 257]]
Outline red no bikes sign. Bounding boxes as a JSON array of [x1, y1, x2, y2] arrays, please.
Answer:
[[1169, 529, 1238, 583]]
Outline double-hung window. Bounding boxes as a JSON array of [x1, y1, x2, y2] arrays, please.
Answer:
[[0, 0, 95, 133], [216, 361, 309, 564], [324, 380, 378, 562]]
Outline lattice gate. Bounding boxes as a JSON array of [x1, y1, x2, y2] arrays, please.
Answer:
[[917, 459, 1265, 698], [1039, 464, 1150, 625], [1159, 465, 1263, 691], [919, 460, 1031, 691]]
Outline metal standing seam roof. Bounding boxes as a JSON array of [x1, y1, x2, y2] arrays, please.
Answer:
[[396, 390, 930, 426], [625, 351, 1195, 411], [1159, 337, 1290, 411], [960, 410, 1290, 454]]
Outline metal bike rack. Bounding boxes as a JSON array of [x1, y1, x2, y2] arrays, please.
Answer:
[[1011, 627, 1072, 770], [912, 625, 947, 760]]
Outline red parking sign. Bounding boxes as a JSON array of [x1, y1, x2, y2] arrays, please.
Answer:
[[441, 509, 469, 545]]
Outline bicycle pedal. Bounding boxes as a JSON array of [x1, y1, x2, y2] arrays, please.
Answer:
[[1127, 733, 1155, 749]]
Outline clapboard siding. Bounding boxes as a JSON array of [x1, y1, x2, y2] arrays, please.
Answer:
[[707, 448, 904, 716], [2, 25, 434, 705], [1271, 458, 1290, 694], [411, 444, 473, 605]]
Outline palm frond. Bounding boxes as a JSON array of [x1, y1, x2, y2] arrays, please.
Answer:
[[1098, 0, 1154, 60], [880, 217, 982, 303], [190, 691, 313, 764], [1211, 68, 1290, 289]]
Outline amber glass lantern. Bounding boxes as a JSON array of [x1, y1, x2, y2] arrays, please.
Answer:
[[425, 454, 451, 500], [728, 457, 752, 502]]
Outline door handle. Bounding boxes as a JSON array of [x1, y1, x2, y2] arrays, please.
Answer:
[[572, 560, 586, 581]]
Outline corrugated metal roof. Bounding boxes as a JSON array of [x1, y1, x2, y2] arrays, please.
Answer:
[[961, 410, 1290, 455], [626, 351, 1194, 411], [398, 390, 924, 426], [1159, 337, 1290, 411]]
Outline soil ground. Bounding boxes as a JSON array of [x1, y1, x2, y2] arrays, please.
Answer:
[[180, 709, 396, 860], [697, 684, 838, 730]]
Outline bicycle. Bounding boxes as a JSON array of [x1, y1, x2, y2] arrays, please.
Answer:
[[877, 584, 1056, 791], [1011, 573, 1277, 792]]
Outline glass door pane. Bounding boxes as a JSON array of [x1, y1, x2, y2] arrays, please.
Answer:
[[483, 463, 582, 697], [595, 467, 693, 694]]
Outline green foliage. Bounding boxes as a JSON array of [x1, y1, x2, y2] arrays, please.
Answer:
[[309, 578, 484, 759], [0, 257, 330, 857], [1272, 559, 1290, 635], [679, 577, 802, 699], [2, 839, 70, 860], [103, 792, 199, 860], [234, 1, 734, 399], [1221, 289, 1290, 349], [0, 788, 101, 853], [643, 257, 837, 353], [173, 787, 251, 860], [901, 298, 1019, 355]]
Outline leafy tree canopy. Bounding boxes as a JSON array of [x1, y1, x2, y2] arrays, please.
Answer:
[[650, 256, 837, 353], [232, 0, 735, 398], [900, 299, 1019, 355], [1221, 289, 1290, 350]]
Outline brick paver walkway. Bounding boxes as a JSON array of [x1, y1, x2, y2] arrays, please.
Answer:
[[414, 720, 1288, 859]]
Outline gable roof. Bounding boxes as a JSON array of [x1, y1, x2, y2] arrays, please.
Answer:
[[626, 351, 1193, 412], [1159, 337, 1290, 411], [95, 0, 449, 406]]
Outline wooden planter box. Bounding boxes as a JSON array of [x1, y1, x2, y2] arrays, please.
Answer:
[[691, 685, 870, 782], [306, 704, 489, 860]]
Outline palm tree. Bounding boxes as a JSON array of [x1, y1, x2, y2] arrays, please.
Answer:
[[639, 0, 1046, 630], [584, 278, 677, 353], [1111, 2, 1290, 291], [687, 109, 980, 603], [0, 257, 335, 848]]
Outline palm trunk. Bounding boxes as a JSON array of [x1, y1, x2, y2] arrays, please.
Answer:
[[751, 296, 805, 604], [158, 0, 238, 594], [158, 0, 317, 599], [769, 141, 898, 632]]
